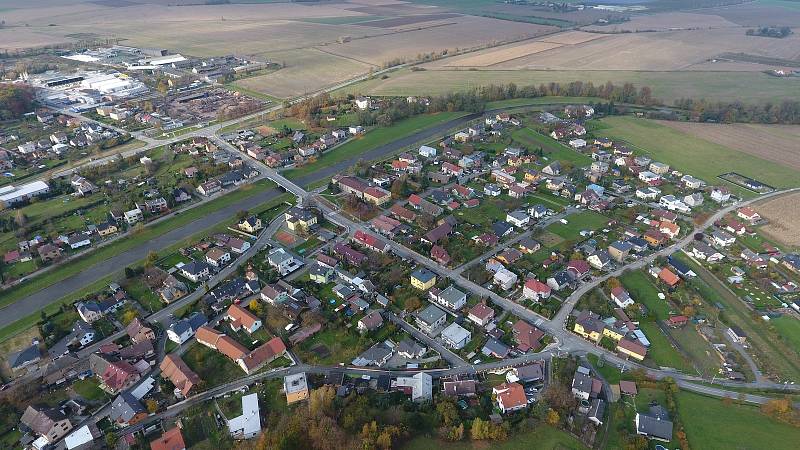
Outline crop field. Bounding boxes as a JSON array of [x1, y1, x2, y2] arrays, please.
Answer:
[[656, 121, 800, 172], [321, 15, 556, 66], [701, 2, 800, 27], [677, 390, 800, 450], [440, 40, 563, 67], [235, 48, 374, 99], [487, 28, 800, 71], [753, 192, 800, 247], [583, 11, 740, 32], [597, 117, 800, 197]]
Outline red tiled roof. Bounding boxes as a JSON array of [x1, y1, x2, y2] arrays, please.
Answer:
[[150, 427, 186, 450]]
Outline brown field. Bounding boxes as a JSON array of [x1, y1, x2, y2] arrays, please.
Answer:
[[322, 15, 556, 66], [488, 28, 800, 71], [656, 121, 800, 171], [235, 48, 374, 99], [754, 193, 800, 248], [583, 12, 740, 32], [443, 41, 564, 67], [539, 30, 609, 45], [358, 13, 461, 28], [699, 4, 800, 27]]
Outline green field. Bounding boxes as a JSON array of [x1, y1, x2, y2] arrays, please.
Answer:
[[339, 68, 800, 105], [300, 15, 386, 25], [620, 271, 670, 320], [512, 128, 592, 166], [402, 425, 586, 450], [545, 211, 609, 240], [284, 112, 466, 181], [772, 315, 800, 353], [597, 117, 800, 197], [677, 391, 800, 450]]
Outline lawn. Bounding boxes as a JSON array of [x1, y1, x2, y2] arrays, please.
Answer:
[[677, 390, 800, 450], [72, 378, 107, 401], [183, 343, 243, 389], [545, 211, 609, 240], [639, 321, 690, 371], [512, 128, 592, 166], [296, 326, 363, 365], [283, 112, 467, 181], [619, 270, 670, 320], [458, 197, 521, 226], [402, 425, 586, 450], [598, 117, 800, 197], [771, 315, 800, 354]]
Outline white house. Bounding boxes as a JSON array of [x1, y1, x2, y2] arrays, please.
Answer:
[[418, 145, 437, 158], [493, 268, 518, 290], [431, 285, 467, 310], [711, 187, 731, 203], [506, 210, 530, 229], [611, 287, 635, 308], [569, 138, 587, 149], [636, 187, 661, 200], [440, 323, 471, 350], [124, 208, 143, 225], [659, 195, 690, 213]]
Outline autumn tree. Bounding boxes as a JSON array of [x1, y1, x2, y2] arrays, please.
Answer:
[[546, 408, 560, 426], [435, 398, 459, 427]]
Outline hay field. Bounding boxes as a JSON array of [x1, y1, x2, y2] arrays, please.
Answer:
[[235, 48, 374, 99], [699, 3, 800, 27], [321, 15, 556, 66], [656, 121, 800, 171], [583, 12, 740, 32], [754, 192, 800, 247], [489, 28, 800, 70]]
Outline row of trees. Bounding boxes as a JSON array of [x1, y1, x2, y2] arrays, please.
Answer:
[[672, 98, 800, 124]]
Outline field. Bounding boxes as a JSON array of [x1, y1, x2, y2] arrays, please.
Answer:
[[511, 128, 592, 166], [234, 48, 374, 99], [583, 11, 740, 32], [752, 192, 800, 247], [656, 121, 800, 172], [677, 390, 800, 450], [341, 67, 800, 105], [321, 15, 555, 67], [771, 315, 800, 353], [545, 211, 609, 240], [596, 117, 800, 197]]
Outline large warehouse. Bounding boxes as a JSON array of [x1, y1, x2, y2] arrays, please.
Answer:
[[0, 181, 50, 208]]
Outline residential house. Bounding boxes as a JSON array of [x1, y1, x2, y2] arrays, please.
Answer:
[[20, 405, 73, 444], [411, 268, 437, 290], [226, 304, 262, 334], [513, 320, 544, 352], [523, 278, 551, 301], [358, 311, 384, 333], [468, 302, 495, 326], [441, 323, 471, 349], [415, 304, 447, 334], [159, 354, 201, 398], [493, 383, 527, 414], [430, 285, 467, 310]]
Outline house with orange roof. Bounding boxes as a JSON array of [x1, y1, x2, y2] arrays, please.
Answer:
[[159, 354, 201, 398], [658, 268, 680, 287], [226, 304, 262, 334], [493, 382, 528, 414], [150, 426, 186, 450]]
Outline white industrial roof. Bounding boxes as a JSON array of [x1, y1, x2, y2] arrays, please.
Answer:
[[227, 393, 261, 437], [0, 181, 49, 202]]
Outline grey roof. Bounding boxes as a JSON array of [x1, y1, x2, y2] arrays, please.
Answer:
[[481, 338, 510, 357], [109, 393, 145, 423], [589, 398, 605, 422], [572, 371, 593, 394], [515, 363, 544, 383], [439, 285, 466, 307], [411, 268, 436, 284], [637, 410, 673, 441], [417, 304, 446, 327], [181, 260, 211, 275], [354, 343, 393, 366], [397, 338, 425, 357], [8, 343, 41, 369]]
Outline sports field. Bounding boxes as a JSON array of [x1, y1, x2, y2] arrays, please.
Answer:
[[596, 117, 800, 197]]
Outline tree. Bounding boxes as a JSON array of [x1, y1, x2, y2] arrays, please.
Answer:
[[14, 210, 27, 229], [436, 398, 459, 427], [145, 399, 158, 413], [145, 250, 159, 267], [546, 408, 560, 426], [105, 431, 118, 448], [308, 386, 336, 418], [120, 308, 138, 325]]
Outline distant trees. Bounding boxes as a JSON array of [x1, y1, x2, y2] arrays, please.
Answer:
[[673, 97, 800, 124], [0, 83, 34, 119], [746, 27, 792, 38]]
